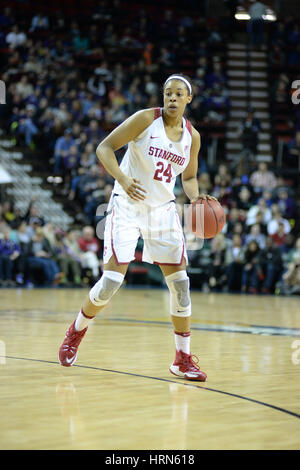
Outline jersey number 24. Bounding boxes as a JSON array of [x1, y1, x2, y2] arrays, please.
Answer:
[[153, 162, 172, 183]]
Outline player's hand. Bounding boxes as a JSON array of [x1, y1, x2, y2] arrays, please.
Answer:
[[119, 176, 147, 201]]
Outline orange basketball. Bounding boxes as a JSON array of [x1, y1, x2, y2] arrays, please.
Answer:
[[186, 198, 226, 239]]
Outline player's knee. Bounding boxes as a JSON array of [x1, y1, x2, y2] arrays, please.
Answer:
[[165, 271, 191, 317], [89, 270, 125, 306]]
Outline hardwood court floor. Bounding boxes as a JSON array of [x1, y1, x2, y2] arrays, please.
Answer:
[[0, 287, 299, 450]]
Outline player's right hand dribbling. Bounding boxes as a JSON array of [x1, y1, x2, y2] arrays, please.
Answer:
[[119, 175, 147, 201]]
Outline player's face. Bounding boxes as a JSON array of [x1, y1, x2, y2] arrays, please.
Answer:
[[163, 80, 192, 117]]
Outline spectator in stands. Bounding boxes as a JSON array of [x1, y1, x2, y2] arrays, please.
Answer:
[[158, 47, 175, 70], [54, 128, 76, 175], [208, 234, 227, 291], [10, 220, 31, 286], [2, 200, 16, 225], [15, 220, 31, 247], [88, 62, 112, 98], [236, 185, 253, 212], [18, 105, 39, 147], [274, 77, 290, 103], [261, 189, 273, 208], [207, 80, 230, 106], [5, 25, 27, 49], [63, 230, 86, 283], [245, 223, 266, 249], [269, 44, 286, 67], [226, 208, 242, 237], [272, 73, 290, 105], [207, 26, 223, 45], [250, 162, 277, 195], [214, 164, 232, 187], [288, 44, 300, 67], [258, 236, 283, 294], [106, 101, 127, 125], [84, 120, 105, 147], [270, 221, 287, 251], [76, 164, 103, 205], [15, 76, 34, 100], [53, 102, 71, 125], [206, 60, 227, 90], [53, 231, 83, 286], [24, 199, 45, 229], [236, 110, 261, 172], [241, 240, 262, 294], [267, 205, 291, 238], [198, 172, 212, 194], [68, 151, 95, 201], [270, 21, 287, 47], [287, 24, 300, 46], [0, 7, 15, 28], [50, 39, 71, 63], [225, 233, 245, 292], [73, 30, 90, 53], [247, 0, 267, 49], [0, 225, 21, 286], [78, 226, 101, 280], [29, 13, 49, 33], [27, 227, 62, 286], [287, 131, 300, 169], [246, 197, 272, 227], [231, 175, 254, 202], [278, 260, 300, 295], [83, 177, 106, 223], [250, 211, 268, 235], [285, 236, 300, 265], [23, 54, 43, 75], [275, 188, 295, 219], [43, 222, 58, 250], [62, 145, 81, 173], [213, 178, 232, 209]]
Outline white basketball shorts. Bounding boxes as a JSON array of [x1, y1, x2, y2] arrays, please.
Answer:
[[102, 194, 188, 266]]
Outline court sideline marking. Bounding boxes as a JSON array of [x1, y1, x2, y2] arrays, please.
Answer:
[[1, 309, 300, 337], [1, 354, 300, 421], [108, 316, 300, 337]]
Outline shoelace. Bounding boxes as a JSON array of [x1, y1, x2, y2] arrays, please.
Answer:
[[64, 327, 86, 351], [182, 354, 201, 371]]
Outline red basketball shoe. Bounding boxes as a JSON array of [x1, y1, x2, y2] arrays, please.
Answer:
[[169, 350, 207, 381], [58, 321, 87, 367]]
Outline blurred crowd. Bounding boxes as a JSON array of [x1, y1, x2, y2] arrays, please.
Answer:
[[0, 1, 299, 294], [0, 1, 231, 211], [1, 160, 299, 295], [183, 161, 300, 295], [267, 15, 300, 168], [0, 198, 103, 287]]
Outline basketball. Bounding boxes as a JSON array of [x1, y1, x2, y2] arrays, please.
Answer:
[[186, 198, 226, 239]]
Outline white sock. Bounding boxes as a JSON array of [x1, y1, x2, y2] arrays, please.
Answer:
[[174, 331, 191, 355], [74, 310, 94, 332]]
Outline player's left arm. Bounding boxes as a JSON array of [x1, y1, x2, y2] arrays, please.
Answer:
[[181, 126, 216, 202]]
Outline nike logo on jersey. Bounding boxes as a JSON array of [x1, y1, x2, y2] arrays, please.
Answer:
[[150, 136, 159, 139]]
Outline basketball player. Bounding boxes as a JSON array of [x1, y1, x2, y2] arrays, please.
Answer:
[[59, 74, 216, 381]]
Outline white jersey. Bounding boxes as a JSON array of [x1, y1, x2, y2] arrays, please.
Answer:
[[113, 107, 192, 207]]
